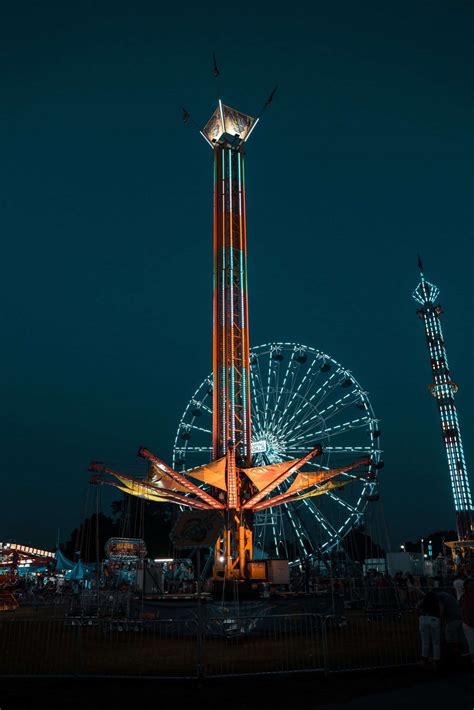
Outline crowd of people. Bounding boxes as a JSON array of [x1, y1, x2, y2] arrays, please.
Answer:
[[417, 570, 474, 670]]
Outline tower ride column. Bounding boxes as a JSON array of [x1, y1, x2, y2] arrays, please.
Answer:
[[202, 102, 258, 582], [202, 102, 257, 469], [413, 259, 473, 540]]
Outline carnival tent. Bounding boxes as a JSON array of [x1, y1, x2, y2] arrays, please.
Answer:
[[55, 549, 75, 572], [66, 560, 91, 581]]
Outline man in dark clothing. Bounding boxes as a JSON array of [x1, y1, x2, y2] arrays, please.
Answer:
[[435, 590, 462, 657], [460, 578, 474, 666]]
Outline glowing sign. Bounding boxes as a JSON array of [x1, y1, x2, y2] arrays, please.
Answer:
[[252, 439, 267, 454], [105, 538, 147, 561]]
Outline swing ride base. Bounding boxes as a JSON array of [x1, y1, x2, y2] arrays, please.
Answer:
[[210, 579, 262, 600]]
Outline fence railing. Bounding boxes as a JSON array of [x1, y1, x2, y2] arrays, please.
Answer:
[[0, 610, 420, 678], [14, 582, 457, 616]]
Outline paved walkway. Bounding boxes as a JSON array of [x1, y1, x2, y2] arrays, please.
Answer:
[[318, 673, 473, 709], [1, 670, 472, 709]]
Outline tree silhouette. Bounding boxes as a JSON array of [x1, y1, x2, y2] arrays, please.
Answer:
[[63, 497, 176, 561], [63, 512, 118, 563]]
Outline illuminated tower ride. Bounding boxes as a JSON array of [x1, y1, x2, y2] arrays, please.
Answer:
[[201, 102, 256, 578], [413, 257, 473, 540], [90, 98, 376, 585]]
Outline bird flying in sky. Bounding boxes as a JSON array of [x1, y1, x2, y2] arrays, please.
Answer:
[[266, 86, 278, 105], [213, 52, 220, 78]]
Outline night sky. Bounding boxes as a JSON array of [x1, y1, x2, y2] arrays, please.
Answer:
[[1, 1, 472, 549]]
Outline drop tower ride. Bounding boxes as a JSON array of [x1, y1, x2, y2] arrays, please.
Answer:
[[201, 102, 258, 579], [413, 257, 473, 540]]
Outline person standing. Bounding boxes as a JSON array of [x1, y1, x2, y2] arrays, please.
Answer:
[[453, 570, 466, 601], [460, 578, 474, 667], [418, 591, 442, 669], [406, 573, 420, 607], [435, 590, 462, 660]]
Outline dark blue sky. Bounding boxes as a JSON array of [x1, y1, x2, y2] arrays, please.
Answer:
[[1, 1, 472, 548]]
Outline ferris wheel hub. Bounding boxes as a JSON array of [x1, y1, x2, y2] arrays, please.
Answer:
[[252, 432, 287, 462]]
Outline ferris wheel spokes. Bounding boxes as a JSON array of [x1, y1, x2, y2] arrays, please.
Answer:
[[283, 502, 320, 555], [287, 445, 375, 454], [325, 491, 359, 514], [299, 498, 340, 543], [180, 446, 213, 452], [281, 374, 349, 438], [285, 383, 358, 436], [286, 416, 372, 446], [186, 424, 212, 434], [270, 354, 322, 433], [268, 349, 297, 430], [250, 357, 268, 433]]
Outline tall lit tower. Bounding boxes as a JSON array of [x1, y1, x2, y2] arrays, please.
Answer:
[[201, 101, 258, 468], [90, 96, 373, 585], [413, 257, 473, 540]]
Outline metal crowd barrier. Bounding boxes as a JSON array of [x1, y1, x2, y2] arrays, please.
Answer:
[[202, 613, 326, 676], [0, 616, 199, 678], [0, 610, 421, 678]]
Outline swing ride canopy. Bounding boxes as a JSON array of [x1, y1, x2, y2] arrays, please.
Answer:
[[90, 444, 373, 517]]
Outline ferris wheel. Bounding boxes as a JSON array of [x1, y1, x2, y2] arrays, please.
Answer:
[[173, 342, 382, 559]]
